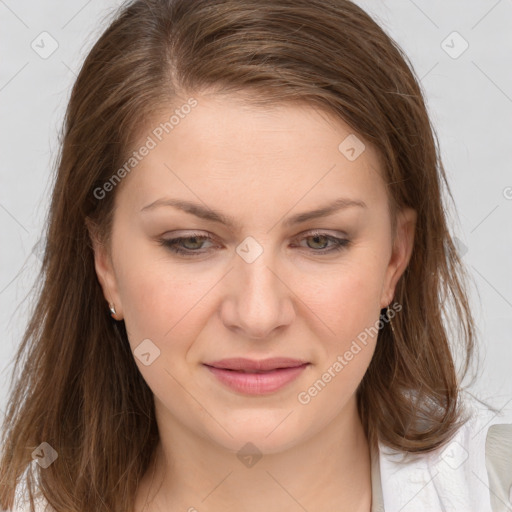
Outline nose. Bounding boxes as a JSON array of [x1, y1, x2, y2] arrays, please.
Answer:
[[220, 246, 296, 340]]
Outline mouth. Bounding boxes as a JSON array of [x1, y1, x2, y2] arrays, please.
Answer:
[[202, 358, 310, 395]]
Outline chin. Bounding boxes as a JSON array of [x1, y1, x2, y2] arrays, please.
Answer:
[[201, 411, 313, 456]]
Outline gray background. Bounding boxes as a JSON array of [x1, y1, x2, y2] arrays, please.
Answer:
[[1, 0, 511, 420]]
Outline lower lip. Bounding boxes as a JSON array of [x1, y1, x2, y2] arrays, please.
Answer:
[[204, 364, 309, 395]]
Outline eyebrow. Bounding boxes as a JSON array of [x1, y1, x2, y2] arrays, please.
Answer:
[[140, 197, 367, 230]]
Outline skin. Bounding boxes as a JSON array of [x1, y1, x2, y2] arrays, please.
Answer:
[[91, 93, 416, 512]]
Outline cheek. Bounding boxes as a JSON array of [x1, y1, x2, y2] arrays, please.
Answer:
[[120, 266, 207, 343], [294, 253, 387, 341], [112, 233, 207, 352], [115, 258, 215, 400], [293, 266, 384, 410]]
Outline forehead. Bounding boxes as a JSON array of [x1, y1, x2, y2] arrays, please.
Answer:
[[116, 93, 387, 216]]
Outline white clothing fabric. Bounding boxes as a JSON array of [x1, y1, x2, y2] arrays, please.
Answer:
[[371, 391, 512, 512]]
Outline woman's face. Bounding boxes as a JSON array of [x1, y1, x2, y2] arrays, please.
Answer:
[[92, 93, 415, 454]]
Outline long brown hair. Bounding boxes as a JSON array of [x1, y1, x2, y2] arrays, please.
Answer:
[[1, 0, 478, 510]]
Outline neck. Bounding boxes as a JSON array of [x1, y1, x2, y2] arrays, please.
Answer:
[[136, 395, 372, 512]]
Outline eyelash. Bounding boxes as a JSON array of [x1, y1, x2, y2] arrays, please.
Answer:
[[158, 230, 350, 256]]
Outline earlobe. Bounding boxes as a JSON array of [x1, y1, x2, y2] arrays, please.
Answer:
[[381, 207, 417, 308], [85, 218, 123, 320]]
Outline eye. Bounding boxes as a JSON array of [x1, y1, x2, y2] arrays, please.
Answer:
[[294, 230, 350, 253], [158, 230, 350, 257], [158, 233, 216, 256]]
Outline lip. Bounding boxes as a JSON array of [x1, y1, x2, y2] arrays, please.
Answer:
[[204, 357, 309, 371], [203, 358, 310, 395]]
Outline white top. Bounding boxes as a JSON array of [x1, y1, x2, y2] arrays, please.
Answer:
[[7, 391, 512, 512], [371, 390, 512, 512]]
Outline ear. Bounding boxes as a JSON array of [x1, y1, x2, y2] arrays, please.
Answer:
[[380, 207, 416, 308], [86, 218, 123, 320]]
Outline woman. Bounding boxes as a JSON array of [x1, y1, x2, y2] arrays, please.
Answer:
[[1, 0, 511, 511]]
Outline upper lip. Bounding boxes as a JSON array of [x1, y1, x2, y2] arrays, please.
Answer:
[[204, 357, 309, 371]]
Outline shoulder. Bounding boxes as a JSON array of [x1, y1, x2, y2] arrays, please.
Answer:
[[375, 390, 512, 512], [483, 403, 512, 512]]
